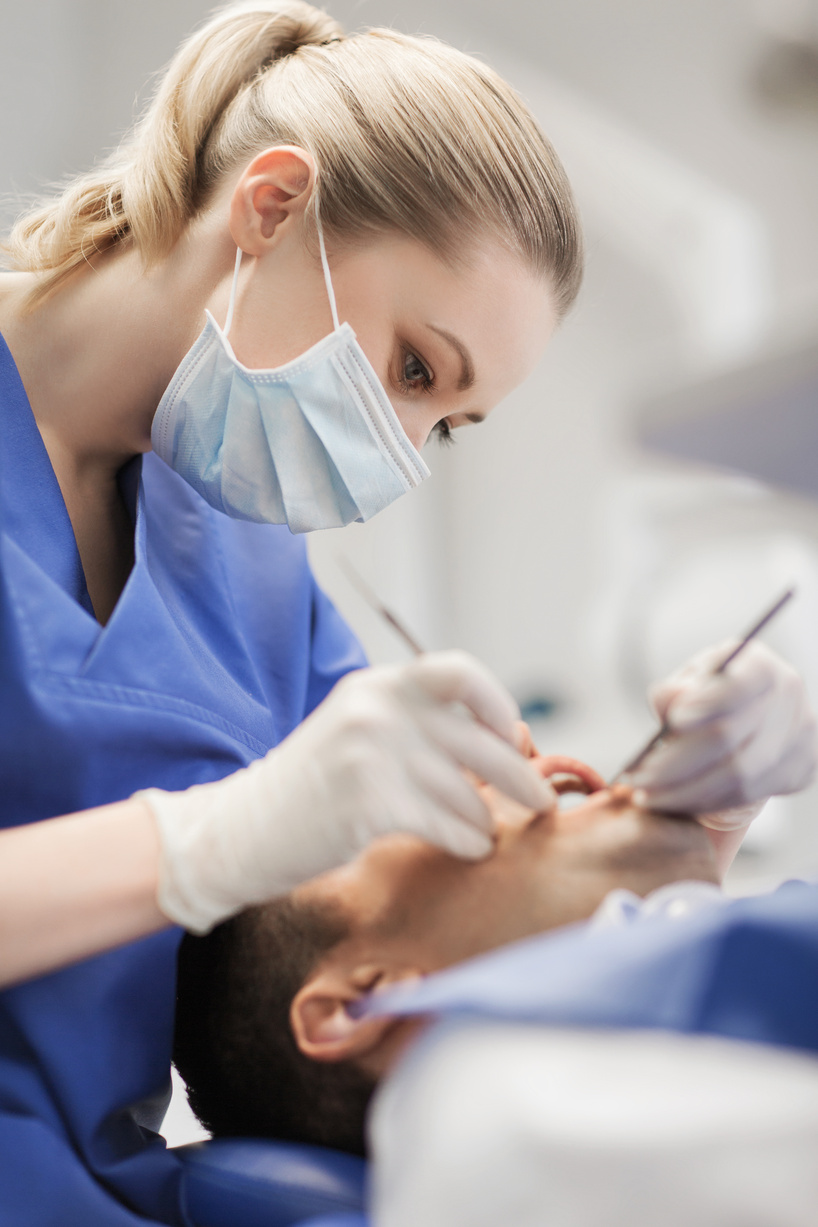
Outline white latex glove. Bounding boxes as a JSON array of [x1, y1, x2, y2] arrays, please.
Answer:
[[138, 651, 556, 933], [631, 640, 818, 827]]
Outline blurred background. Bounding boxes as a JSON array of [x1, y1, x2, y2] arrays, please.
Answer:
[[4, 0, 818, 902]]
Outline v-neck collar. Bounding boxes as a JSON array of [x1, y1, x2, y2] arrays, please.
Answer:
[[0, 331, 130, 620]]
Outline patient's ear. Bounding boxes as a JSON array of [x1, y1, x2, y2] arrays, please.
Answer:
[[291, 961, 420, 1065]]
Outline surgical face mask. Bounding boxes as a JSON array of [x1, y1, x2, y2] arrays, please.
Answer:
[[151, 218, 430, 532]]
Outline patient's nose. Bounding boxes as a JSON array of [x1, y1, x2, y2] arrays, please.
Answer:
[[608, 783, 636, 806]]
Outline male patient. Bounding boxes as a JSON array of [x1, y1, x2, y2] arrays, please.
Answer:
[[173, 748, 736, 1156], [173, 742, 818, 1226]]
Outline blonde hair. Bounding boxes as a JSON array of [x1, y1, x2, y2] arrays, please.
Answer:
[[5, 1, 583, 313]]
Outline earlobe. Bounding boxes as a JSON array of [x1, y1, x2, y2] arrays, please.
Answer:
[[229, 145, 317, 256]]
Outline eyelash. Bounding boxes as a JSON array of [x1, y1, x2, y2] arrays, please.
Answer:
[[397, 347, 456, 447], [399, 348, 435, 397], [434, 418, 456, 447]]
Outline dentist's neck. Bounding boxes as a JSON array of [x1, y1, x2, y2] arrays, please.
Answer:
[[0, 210, 237, 477]]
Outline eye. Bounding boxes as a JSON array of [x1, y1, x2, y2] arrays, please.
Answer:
[[433, 418, 456, 447], [399, 348, 434, 395]]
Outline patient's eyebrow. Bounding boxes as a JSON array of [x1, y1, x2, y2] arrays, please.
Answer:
[[428, 324, 476, 392]]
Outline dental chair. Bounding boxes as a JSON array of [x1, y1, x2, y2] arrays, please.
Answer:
[[176, 1137, 369, 1227]]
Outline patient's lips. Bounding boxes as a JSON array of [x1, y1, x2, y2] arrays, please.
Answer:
[[491, 755, 608, 830], [539, 756, 607, 796]]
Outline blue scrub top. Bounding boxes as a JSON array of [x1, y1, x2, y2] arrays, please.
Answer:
[[0, 333, 367, 1225]]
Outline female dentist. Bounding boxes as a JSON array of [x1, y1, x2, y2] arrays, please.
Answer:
[[0, 3, 813, 1225]]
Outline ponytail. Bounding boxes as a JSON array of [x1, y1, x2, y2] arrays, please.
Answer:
[[4, 2, 342, 305], [5, 2, 582, 316]]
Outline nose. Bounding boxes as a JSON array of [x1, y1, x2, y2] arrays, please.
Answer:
[[608, 783, 636, 806], [389, 401, 444, 453]]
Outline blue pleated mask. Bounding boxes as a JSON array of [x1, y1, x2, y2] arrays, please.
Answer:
[[151, 218, 430, 532]]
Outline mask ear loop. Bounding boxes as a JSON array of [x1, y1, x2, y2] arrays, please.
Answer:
[[315, 205, 341, 333], [223, 201, 339, 339], [223, 247, 243, 338]]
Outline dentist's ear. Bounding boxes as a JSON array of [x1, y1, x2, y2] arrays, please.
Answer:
[[291, 962, 421, 1065], [229, 145, 317, 253]]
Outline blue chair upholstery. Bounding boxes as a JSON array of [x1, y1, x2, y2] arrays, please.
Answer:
[[176, 1138, 367, 1227], [296, 1218, 369, 1227]]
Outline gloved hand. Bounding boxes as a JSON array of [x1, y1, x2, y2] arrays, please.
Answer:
[[138, 651, 556, 933], [631, 640, 818, 828]]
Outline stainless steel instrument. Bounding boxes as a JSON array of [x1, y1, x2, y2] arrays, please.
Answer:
[[340, 557, 425, 657], [610, 587, 795, 783]]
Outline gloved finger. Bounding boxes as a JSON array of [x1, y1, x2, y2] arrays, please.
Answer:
[[745, 722, 818, 799], [735, 688, 810, 785], [406, 651, 521, 743], [430, 709, 556, 812], [649, 641, 736, 721], [406, 799, 495, 859], [702, 702, 815, 808], [644, 664, 816, 807], [637, 702, 796, 812], [657, 642, 788, 733], [637, 720, 774, 813], [632, 693, 772, 793], [634, 753, 752, 814], [403, 749, 497, 836], [669, 667, 779, 734], [342, 732, 495, 860], [425, 706, 557, 812], [687, 678, 811, 800]]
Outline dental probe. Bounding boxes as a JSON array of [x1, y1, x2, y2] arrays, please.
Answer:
[[340, 557, 426, 657], [610, 586, 796, 785]]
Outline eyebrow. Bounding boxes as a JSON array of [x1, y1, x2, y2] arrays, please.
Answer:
[[427, 324, 477, 395]]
